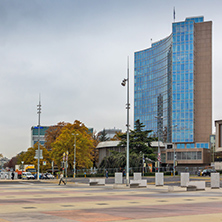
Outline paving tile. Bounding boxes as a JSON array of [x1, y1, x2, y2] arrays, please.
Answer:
[[1, 181, 222, 221]]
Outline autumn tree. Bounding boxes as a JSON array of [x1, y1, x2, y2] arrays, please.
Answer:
[[51, 120, 95, 171], [44, 122, 67, 151], [4, 156, 18, 170], [17, 143, 51, 172]]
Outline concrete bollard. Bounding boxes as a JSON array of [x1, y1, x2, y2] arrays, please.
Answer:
[[133, 173, 142, 180], [115, 172, 123, 184], [155, 173, 164, 186], [181, 172, 189, 187], [211, 173, 220, 189]]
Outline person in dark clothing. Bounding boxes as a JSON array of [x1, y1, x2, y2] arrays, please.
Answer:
[[122, 169, 125, 177], [11, 172, 14, 180], [105, 170, 108, 178]]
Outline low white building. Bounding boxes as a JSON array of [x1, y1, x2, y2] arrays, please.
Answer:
[[96, 141, 124, 166]]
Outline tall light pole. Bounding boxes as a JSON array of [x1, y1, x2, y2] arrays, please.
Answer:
[[72, 133, 78, 178], [21, 161, 24, 173], [37, 97, 41, 181], [121, 57, 130, 186], [173, 124, 177, 176], [155, 116, 163, 173]]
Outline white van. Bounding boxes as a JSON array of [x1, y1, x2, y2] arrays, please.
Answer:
[[22, 172, 35, 180]]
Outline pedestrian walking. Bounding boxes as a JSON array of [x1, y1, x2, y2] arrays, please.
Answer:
[[105, 170, 108, 178], [58, 172, 66, 185], [11, 172, 14, 180], [122, 169, 125, 177]]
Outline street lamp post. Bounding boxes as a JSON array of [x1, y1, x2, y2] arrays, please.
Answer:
[[155, 116, 163, 173], [65, 151, 68, 183], [72, 133, 78, 178], [173, 142, 176, 176], [121, 57, 130, 186], [142, 153, 145, 177], [173, 124, 177, 177], [21, 161, 24, 173]]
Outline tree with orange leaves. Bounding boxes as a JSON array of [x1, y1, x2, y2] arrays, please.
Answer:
[[44, 122, 67, 151], [51, 120, 95, 171]]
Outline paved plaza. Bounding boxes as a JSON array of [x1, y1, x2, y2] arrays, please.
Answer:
[[1, 179, 222, 222]]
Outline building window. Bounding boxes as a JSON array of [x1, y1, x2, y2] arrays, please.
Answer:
[[167, 152, 173, 160], [197, 151, 202, 160], [167, 151, 202, 160]]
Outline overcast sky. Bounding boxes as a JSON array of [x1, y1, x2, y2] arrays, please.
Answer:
[[1, 0, 222, 158]]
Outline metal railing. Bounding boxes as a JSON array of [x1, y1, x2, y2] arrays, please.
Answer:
[[76, 166, 210, 177]]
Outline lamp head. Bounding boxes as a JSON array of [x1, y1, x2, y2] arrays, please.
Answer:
[[121, 79, 127, 86]]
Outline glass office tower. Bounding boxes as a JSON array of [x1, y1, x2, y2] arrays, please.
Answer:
[[134, 16, 212, 150], [134, 35, 172, 142]]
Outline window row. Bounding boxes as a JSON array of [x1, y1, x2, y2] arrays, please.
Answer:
[[172, 92, 194, 101], [173, 53, 193, 62], [196, 143, 209, 149], [173, 23, 194, 32], [172, 132, 194, 141], [173, 63, 193, 71], [172, 73, 193, 81], [172, 112, 194, 120], [167, 151, 202, 160], [135, 41, 171, 60], [177, 143, 195, 149], [173, 53, 194, 62], [173, 138, 194, 143], [172, 34, 193, 42]]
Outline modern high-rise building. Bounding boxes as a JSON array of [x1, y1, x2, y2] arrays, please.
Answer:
[[134, 16, 212, 166], [31, 126, 50, 147]]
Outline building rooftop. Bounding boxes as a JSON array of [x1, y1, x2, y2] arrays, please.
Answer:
[[96, 141, 121, 149]]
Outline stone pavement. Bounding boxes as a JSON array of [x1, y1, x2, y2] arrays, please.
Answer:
[[1, 180, 222, 221]]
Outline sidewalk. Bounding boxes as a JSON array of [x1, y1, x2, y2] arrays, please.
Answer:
[[1, 181, 222, 221]]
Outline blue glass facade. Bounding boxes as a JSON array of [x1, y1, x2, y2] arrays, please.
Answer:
[[172, 17, 203, 143], [134, 16, 209, 149], [134, 35, 172, 140]]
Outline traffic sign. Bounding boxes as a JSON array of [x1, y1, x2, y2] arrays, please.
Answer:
[[34, 150, 43, 159]]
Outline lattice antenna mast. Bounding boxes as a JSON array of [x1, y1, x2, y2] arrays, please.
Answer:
[[37, 95, 41, 181]]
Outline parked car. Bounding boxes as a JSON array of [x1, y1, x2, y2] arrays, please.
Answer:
[[22, 172, 35, 180], [198, 169, 216, 176], [44, 173, 54, 179], [34, 173, 43, 179], [42, 173, 50, 179]]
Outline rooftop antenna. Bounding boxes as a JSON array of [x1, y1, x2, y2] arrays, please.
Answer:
[[173, 7, 176, 22], [37, 94, 41, 181]]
